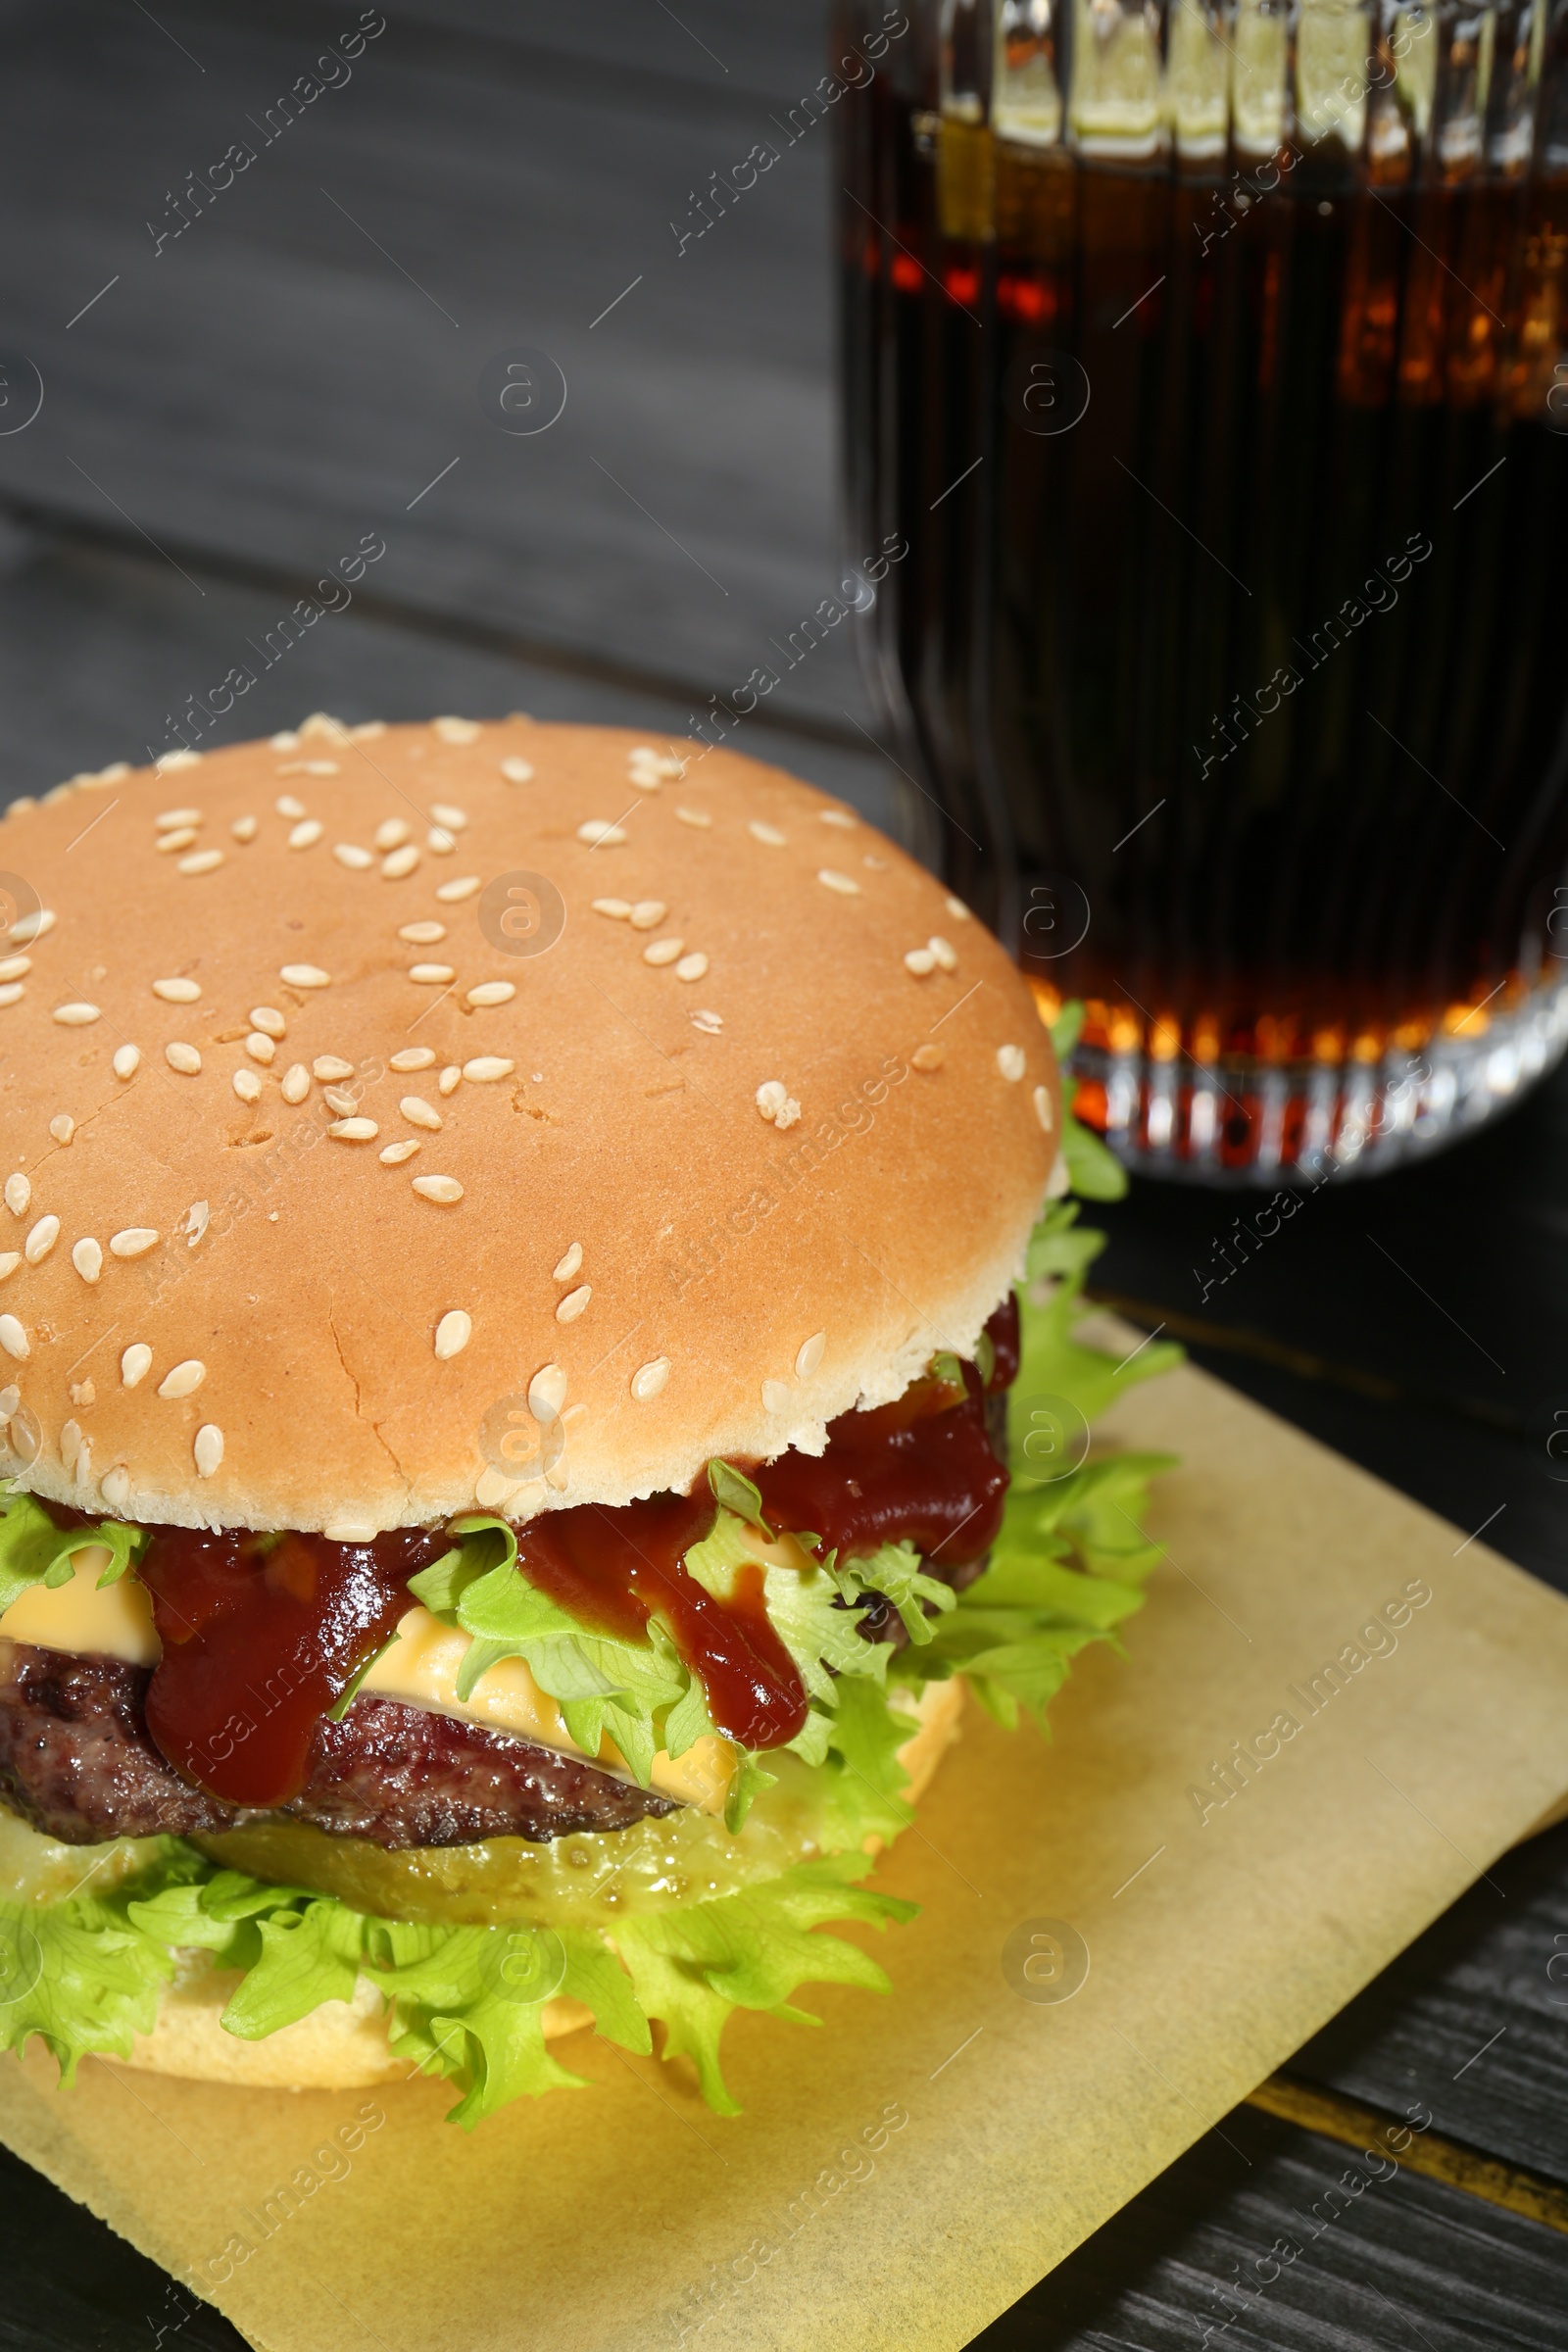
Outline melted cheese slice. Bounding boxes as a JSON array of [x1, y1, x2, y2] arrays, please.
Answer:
[[0, 1551, 733, 1815]]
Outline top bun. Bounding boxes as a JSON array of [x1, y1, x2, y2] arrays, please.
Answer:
[[0, 717, 1057, 1532]]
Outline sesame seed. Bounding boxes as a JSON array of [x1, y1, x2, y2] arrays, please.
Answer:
[[945, 895, 972, 921], [0, 957, 30, 983], [434, 1309, 471, 1360], [321, 1088, 356, 1115], [630, 1357, 669, 1402], [100, 1466, 131, 1511], [334, 842, 374, 869], [674, 952, 708, 982], [473, 1467, 513, 1509], [61, 1420, 83, 1475], [674, 807, 711, 828], [401, 1097, 442, 1131], [435, 875, 481, 904], [755, 1081, 801, 1129], [1033, 1084, 1054, 1132], [72, 1238, 103, 1285], [382, 845, 420, 879], [281, 1063, 311, 1103], [430, 804, 467, 829], [864, 854, 888, 869], [905, 949, 936, 976], [463, 1056, 514, 1083], [629, 902, 669, 932], [231, 815, 259, 843], [390, 1047, 436, 1072], [329, 1117, 378, 1142], [275, 794, 308, 819], [691, 1008, 723, 1034], [270, 730, 300, 751], [466, 981, 515, 1007], [374, 818, 411, 852], [157, 808, 201, 829], [928, 935, 957, 972], [24, 1216, 59, 1264], [427, 827, 457, 855], [113, 1044, 141, 1079], [642, 937, 684, 967], [49, 1116, 74, 1146], [500, 757, 533, 783], [10, 910, 53, 944], [410, 963, 455, 985], [796, 1330, 826, 1377], [280, 964, 330, 989], [761, 1379, 791, 1414], [194, 1424, 223, 1479], [0, 985, 24, 1010], [3, 1176, 28, 1217], [245, 1032, 275, 1064], [0, 1315, 27, 1361], [819, 808, 857, 828], [912, 1044, 945, 1072], [155, 827, 198, 854], [161, 749, 202, 769], [53, 1003, 101, 1026], [289, 818, 324, 851], [250, 1006, 287, 1038], [399, 921, 447, 945], [577, 821, 626, 847], [182, 1200, 210, 1247], [749, 821, 787, 848], [158, 1358, 206, 1399], [433, 716, 479, 743], [122, 1341, 153, 1388], [412, 1174, 464, 1203], [0, 1256, 17, 1281], [997, 1044, 1027, 1082], [553, 1243, 582, 1282], [232, 1069, 262, 1103], [438, 1064, 462, 1096], [296, 760, 339, 776], [165, 1042, 202, 1075], [817, 869, 860, 896], [178, 849, 223, 875], [592, 899, 632, 920], [109, 1230, 160, 1257], [322, 1518, 376, 1542], [627, 745, 657, 762], [528, 1364, 566, 1420], [153, 977, 201, 1003], [379, 1139, 420, 1164]]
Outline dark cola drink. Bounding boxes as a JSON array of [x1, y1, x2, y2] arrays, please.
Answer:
[[836, 0, 1568, 1179]]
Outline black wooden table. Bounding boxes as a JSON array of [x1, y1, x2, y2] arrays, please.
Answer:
[[0, 5, 1563, 2345]]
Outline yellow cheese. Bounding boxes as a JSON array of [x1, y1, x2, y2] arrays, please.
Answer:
[[0, 1565, 732, 1815], [0, 1550, 161, 1666]]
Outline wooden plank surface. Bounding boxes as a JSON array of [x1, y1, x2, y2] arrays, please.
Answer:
[[0, 0, 869, 731]]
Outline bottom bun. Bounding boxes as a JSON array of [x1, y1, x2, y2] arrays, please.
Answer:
[[121, 1677, 967, 2090]]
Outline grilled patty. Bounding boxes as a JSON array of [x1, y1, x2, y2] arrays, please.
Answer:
[[0, 1640, 676, 1849]]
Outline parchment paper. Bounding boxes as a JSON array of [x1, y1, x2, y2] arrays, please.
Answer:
[[3, 1358, 1566, 2352]]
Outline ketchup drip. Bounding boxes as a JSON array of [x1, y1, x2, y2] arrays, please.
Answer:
[[72, 1297, 1022, 1794], [514, 1494, 807, 1750], [136, 1527, 443, 1806], [753, 1298, 1018, 1568]]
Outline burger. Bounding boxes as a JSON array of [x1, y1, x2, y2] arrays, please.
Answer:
[[0, 715, 1168, 2124]]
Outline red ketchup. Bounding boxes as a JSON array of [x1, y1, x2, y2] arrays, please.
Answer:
[[127, 1297, 1020, 1796]]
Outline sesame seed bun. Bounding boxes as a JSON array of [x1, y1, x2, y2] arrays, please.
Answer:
[[0, 716, 1056, 1532], [119, 1676, 965, 2089]]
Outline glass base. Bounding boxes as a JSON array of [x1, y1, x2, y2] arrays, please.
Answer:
[[1067, 976, 1568, 1186]]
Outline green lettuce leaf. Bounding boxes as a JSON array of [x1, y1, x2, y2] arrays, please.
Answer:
[[0, 1489, 149, 1608]]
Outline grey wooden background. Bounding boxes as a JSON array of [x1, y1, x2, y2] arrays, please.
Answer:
[[0, 4, 1563, 2348]]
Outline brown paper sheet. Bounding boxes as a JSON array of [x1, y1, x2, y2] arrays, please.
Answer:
[[4, 1358, 1567, 2352]]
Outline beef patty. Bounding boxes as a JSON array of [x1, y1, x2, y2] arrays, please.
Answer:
[[0, 1640, 676, 1849]]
